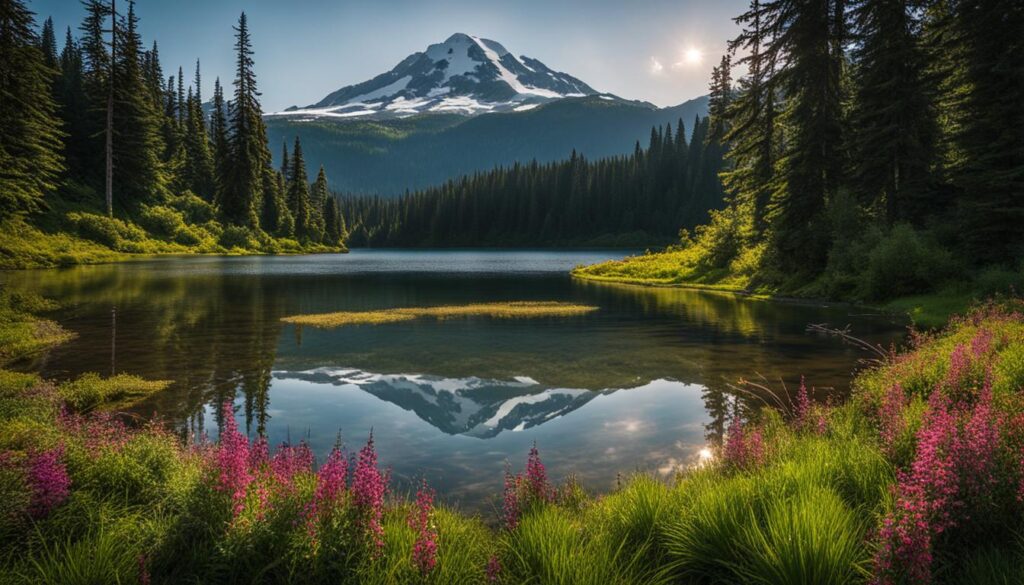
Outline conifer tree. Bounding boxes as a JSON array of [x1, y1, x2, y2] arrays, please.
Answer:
[[110, 0, 164, 206], [288, 136, 311, 241], [56, 26, 89, 181], [310, 165, 329, 242], [210, 77, 229, 201], [763, 0, 847, 273], [39, 16, 57, 68], [952, 0, 1024, 262], [850, 0, 936, 224], [220, 12, 264, 228], [0, 0, 64, 216], [182, 60, 215, 199]]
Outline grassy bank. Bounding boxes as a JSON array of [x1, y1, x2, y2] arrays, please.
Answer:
[[572, 245, 1008, 328], [2, 293, 1024, 583], [0, 192, 346, 270]]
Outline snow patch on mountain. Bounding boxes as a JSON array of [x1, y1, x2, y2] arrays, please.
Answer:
[[268, 33, 601, 120]]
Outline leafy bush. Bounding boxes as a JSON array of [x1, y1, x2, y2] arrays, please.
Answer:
[[168, 192, 216, 224], [974, 265, 1024, 297], [861, 224, 958, 300], [138, 205, 187, 240], [65, 212, 147, 251], [218, 226, 260, 250]]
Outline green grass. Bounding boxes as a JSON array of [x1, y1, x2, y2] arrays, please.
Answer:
[[281, 301, 600, 328], [58, 373, 171, 413]]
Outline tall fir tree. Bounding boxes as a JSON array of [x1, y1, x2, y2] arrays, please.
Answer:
[[952, 0, 1024, 262], [221, 12, 265, 228], [110, 0, 165, 207], [849, 0, 937, 224], [764, 0, 847, 273], [0, 0, 64, 216], [182, 59, 215, 199], [309, 165, 329, 242], [288, 136, 311, 241]]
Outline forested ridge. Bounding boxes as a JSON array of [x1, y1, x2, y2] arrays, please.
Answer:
[[340, 117, 725, 247], [0, 1, 345, 267], [578, 0, 1024, 309]]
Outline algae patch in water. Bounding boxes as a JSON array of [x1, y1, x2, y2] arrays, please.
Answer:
[[280, 301, 599, 328]]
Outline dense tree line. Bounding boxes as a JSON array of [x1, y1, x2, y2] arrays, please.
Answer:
[[341, 117, 725, 247], [0, 0, 345, 248], [706, 0, 1023, 281]]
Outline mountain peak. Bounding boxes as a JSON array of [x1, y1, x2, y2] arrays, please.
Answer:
[[270, 33, 600, 120]]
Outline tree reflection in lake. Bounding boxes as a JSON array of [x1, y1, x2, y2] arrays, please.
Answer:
[[1, 251, 906, 508]]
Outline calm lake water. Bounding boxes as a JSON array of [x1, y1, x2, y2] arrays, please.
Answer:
[[2, 250, 906, 511]]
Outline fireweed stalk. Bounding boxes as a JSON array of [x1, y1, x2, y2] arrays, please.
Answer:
[[409, 480, 438, 575], [352, 431, 386, 552], [722, 413, 765, 470], [502, 443, 554, 530], [873, 340, 1005, 584]]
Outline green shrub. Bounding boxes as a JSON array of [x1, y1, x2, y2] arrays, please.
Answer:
[[71, 433, 181, 506], [974, 265, 1024, 297], [218, 226, 260, 250], [168, 192, 216, 224], [65, 212, 147, 251], [861, 224, 958, 300], [138, 205, 187, 240]]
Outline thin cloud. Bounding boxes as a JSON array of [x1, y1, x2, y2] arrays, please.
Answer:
[[649, 56, 664, 75]]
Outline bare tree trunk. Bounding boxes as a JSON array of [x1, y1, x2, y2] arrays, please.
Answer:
[[105, 0, 116, 217]]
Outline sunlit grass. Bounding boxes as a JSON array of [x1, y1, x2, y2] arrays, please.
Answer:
[[58, 373, 172, 413], [281, 301, 600, 328]]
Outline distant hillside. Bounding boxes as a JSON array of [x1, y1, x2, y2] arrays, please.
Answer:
[[265, 95, 709, 195]]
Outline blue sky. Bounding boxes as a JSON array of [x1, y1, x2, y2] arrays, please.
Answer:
[[29, 0, 748, 111]]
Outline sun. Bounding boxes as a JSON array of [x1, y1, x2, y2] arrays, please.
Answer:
[[684, 48, 703, 65]]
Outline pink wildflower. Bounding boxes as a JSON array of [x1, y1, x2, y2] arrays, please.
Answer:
[[794, 376, 811, 428], [723, 414, 765, 470], [878, 384, 907, 457], [270, 441, 314, 488], [957, 377, 1000, 501], [486, 554, 502, 583], [249, 435, 269, 469], [502, 465, 521, 530], [525, 443, 553, 503], [214, 402, 252, 517], [944, 343, 971, 390], [409, 480, 438, 575], [352, 432, 386, 551], [26, 446, 70, 518]]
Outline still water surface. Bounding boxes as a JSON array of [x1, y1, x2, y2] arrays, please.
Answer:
[[2, 250, 906, 510]]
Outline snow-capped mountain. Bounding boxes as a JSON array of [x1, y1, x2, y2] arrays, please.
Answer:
[[275, 368, 616, 438], [269, 33, 604, 120]]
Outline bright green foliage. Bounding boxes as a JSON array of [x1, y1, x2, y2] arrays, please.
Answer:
[[58, 373, 170, 413]]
